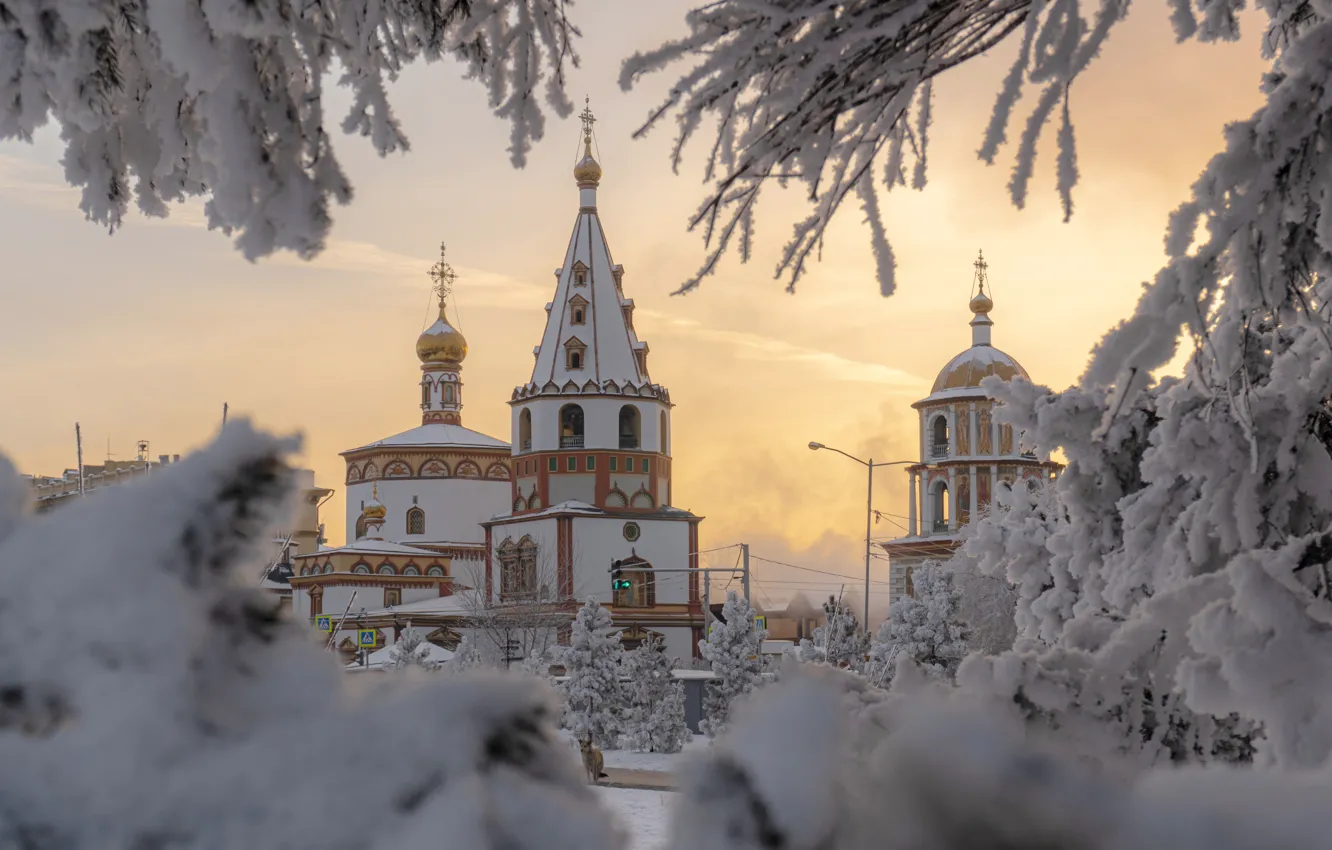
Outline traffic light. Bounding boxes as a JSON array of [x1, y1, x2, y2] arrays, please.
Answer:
[[611, 559, 631, 590]]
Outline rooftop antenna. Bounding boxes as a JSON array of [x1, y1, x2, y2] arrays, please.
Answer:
[[75, 423, 85, 496]]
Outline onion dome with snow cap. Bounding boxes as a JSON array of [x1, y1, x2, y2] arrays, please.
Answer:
[[416, 297, 468, 365], [362, 483, 387, 520]]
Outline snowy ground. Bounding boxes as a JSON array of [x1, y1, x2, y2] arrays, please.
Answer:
[[601, 734, 708, 772], [597, 787, 675, 850]]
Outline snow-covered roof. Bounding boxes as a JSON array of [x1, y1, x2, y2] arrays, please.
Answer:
[[359, 591, 480, 619], [342, 423, 508, 454], [346, 641, 455, 671], [488, 500, 699, 523], [297, 538, 444, 559], [524, 160, 658, 392]]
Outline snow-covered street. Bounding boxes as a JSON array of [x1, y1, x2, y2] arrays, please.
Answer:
[[597, 787, 675, 850]]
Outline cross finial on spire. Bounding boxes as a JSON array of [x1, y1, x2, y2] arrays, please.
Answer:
[[973, 249, 988, 296], [428, 242, 456, 306], [579, 96, 596, 143]]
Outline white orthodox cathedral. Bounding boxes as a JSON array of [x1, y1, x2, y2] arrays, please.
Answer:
[[290, 106, 705, 662]]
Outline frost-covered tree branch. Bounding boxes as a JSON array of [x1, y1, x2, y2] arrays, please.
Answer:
[[0, 0, 579, 260], [619, 0, 1256, 296]]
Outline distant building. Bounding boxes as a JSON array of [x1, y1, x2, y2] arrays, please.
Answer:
[[27, 453, 181, 512], [879, 253, 1062, 603]]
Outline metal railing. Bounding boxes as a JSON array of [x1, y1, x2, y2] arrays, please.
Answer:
[[932, 519, 950, 533], [559, 436, 584, 448], [520, 440, 532, 452], [929, 441, 949, 458], [619, 436, 639, 449]]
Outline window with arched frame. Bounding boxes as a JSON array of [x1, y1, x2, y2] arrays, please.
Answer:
[[559, 404, 584, 448], [406, 507, 425, 535], [353, 564, 371, 575], [420, 380, 431, 408], [618, 404, 641, 449], [499, 537, 538, 598], [931, 481, 950, 532], [630, 490, 655, 509], [427, 565, 445, 577], [403, 564, 421, 576], [323, 564, 334, 574], [519, 408, 533, 451], [930, 415, 950, 457], [444, 384, 456, 404], [660, 410, 668, 454], [377, 563, 395, 576]]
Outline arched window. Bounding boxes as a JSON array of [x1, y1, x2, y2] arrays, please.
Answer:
[[299, 566, 309, 576], [559, 404, 584, 448], [323, 564, 334, 574], [932, 482, 950, 533], [572, 306, 586, 324], [605, 488, 628, 508], [406, 507, 425, 535], [660, 411, 668, 454], [618, 405, 641, 449], [528, 493, 543, 511], [403, 564, 421, 576], [630, 490, 655, 509], [353, 563, 371, 575], [569, 350, 582, 369], [514, 495, 528, 512], [613, 559, 655, 608], [427, 565, 445, 577], [931, 415, 950, 457], [444, 383, 456, 404], [420, 380, 431, 408], [377, 563, 395, 575], [519, 408, 533, 452], [354, 513, 368, 540]]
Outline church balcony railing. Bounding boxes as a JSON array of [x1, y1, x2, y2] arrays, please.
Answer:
[[929, 442, 950, 458], [932, 519, 950, 533], [619, 436, 639, 449], [520, 440, 532, 452], [560, 436, 585, 448]]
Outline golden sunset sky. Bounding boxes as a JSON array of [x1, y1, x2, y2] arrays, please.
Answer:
[[0, 1, 1268, 612]]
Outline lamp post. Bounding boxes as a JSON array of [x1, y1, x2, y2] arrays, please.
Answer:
[[808, 442, 914, 629]]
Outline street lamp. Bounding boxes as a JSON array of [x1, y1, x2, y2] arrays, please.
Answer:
[[808, 441, 914, 628]]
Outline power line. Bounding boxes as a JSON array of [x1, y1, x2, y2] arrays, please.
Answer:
[[749, 554, 895, 587]]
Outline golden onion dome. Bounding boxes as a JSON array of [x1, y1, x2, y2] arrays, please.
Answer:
[[573, 137, 602, 187], [416, 299, 468, 365], [363, 483, 387, 520], [969, 289, 994, 314], [930, 347, 1029, 393]]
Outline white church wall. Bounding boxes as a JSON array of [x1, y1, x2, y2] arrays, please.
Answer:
[[346, 477, 508, 546], [548, 473, 595, 505], [656, 627, 695, 661], [570, 516, 694, 607], [402, 586, 439, 605]]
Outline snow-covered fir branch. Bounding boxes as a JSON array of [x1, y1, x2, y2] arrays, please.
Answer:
[[0, 0, 579, 260]]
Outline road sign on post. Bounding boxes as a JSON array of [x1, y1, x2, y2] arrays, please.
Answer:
[[357, 629, 377, 648], [754, 615, 766, 632], [315, 615, 333, 632]]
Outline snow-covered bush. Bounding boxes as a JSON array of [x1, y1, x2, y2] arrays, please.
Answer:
[[387, 622, 440, 672], [867, 562, 969, 688], [447, 633, 486, 672], [797, 594, 867, 670], [620, 636, 690, 754], [0, 422, 621, 850], [558, 598, 622, 749], [698, 591, 766, 738]]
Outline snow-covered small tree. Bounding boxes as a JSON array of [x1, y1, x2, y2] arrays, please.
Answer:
[[387, 623, 440, 672], [798, 594, 867, 670], [520, 647, 554, 680], [447, 634, 486, 672], [621, 636, 690, 754], [698, 591, 767, 738], [558, 598, 623, 749], [868, 563, 969, 688]]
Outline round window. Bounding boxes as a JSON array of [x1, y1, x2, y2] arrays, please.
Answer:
[[623, 522, 641, 542]]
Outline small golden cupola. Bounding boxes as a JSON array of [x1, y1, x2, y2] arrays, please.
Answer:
[[573, 97, 602, 188], [363, 483, 387, 520], [929, 250, 1030, 394], [416, 295, 468, 366]]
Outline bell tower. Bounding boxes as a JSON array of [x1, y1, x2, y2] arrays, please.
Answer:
[[506, 100, 674, 515]]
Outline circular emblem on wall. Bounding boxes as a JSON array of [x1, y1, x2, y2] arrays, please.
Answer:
[[622, 522, 641, 542]]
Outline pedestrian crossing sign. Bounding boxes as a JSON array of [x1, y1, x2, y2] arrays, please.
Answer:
[[315, 615, 332, 632], [754, 615, 766, 631], [357, 629, 377, 648]]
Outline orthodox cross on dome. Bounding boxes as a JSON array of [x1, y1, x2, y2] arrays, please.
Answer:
[[428, 242, 456, 306], [972, 249, 989, 297], [579, 96, 596, 144]]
